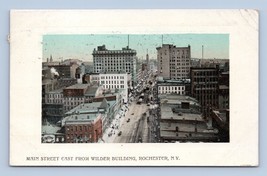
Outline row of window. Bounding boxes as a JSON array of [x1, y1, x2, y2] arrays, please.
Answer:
[[95, 67, 132, 70], [64, 100, 84, 106], [103, 85, 125, 89], [170, 66, 190, 69], [45, 99, 63, 104], [94, 51, 135, 55], [66, 125, 92, 132], [170, 69, 189, 73], [170, 74, 188, 78], [159, 55, 189, 59], [94, 60, 133, 63], [170, 63, 190, 66], [159, 50, 189, 55], [193, 78, 218, 82], [94, 59, 134, 63], [46, 97, 86, 103], [47, 94, 63, 99], [158, 86, 185, 91], [158, 91, 185, 95], [170, 59, 190, 62], [100, 76, 125, 79], [193, 71, 218, 76], [64, 97, 84, 101], [100, 80, 124, 84], [94, 63, 133, 66]]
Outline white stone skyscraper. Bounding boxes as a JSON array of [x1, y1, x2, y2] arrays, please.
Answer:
[[93, 45, 137, 85]]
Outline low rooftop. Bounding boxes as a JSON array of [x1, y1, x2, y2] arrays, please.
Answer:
[[64, 83, 90, 90], [65, 99, 116, 116], [159, 94, 200, 106], [64, 113, 100, 125], [99, 71, 127, 74], [85, 86, 98, 96], [48, 88, 64, 94], [160, 106, 203, 121]]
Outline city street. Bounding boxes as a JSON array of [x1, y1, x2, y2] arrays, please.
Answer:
[[99, 72, 157, 143], [113, 99, 149, 143]]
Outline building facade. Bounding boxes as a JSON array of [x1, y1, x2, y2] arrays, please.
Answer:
[[157, 80, 186, 95], [63, 98, 120, 142], [158, 94, 219, 143], [157, 44, 191, 80], [99, 72, 130, 103], [99, 72, 129, 90], [190, 67, 219, 118], [64, 114, 103, 143], [92, 45, 137, 85], [63, 84, 89, 112]]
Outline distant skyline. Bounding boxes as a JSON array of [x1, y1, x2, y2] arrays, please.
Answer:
[[43, 34, 229, 62]]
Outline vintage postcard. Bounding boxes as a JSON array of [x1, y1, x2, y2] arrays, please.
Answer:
[[10, 9, 258, 166]]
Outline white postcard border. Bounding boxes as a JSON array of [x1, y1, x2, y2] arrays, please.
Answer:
[[10, 9, 258, 166]]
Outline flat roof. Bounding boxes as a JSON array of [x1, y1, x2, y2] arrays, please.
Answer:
[[159, 95, 200, 105], [65, 84, 90, 89], [48, 88, 64, 94], [65, 102, 103, 115], [160, 129, 217, 139], [161, 111, 203, 121], [65, 100, 116, 116], [64, 114, 100, 125], [158, 82, 186, 86], [85, 86, 98, 95], [99, 71, 127, 74], [160, 101, 202, 121], [160, 121, 208, 133]]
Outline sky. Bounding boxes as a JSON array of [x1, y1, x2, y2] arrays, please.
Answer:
[[43, 34, 229, 62]]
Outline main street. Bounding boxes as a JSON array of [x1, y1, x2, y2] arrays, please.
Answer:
[[103, 72, 157, 143], [113, 99, 149, 143]]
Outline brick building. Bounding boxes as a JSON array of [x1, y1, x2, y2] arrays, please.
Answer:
[[64, 114, 102, 143], [63, 97, 120, 142]]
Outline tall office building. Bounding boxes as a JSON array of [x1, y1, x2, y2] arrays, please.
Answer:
[[92, 45, 137, 85], [157, 44, 191, 80], [190, 67, 219, 118]]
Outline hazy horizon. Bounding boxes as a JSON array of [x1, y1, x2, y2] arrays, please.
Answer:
[[43, 34, 229, 62]]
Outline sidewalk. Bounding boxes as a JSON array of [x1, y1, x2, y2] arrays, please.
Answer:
[[99, 104, 129, 143]]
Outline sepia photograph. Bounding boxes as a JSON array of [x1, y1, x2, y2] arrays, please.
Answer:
[[10, 10, 258, 166], [41, 34, 229, 144]]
